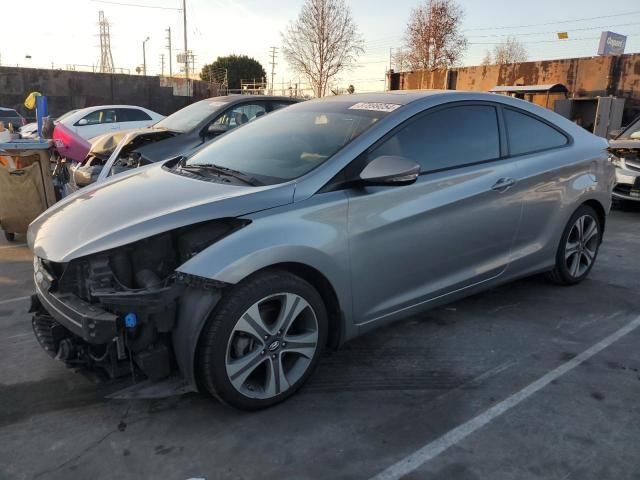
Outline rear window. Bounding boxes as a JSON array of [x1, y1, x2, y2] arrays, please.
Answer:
[[504, 108, 568, 156], [117, 108, 152, 122]]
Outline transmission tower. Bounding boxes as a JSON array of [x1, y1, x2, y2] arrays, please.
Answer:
[[98, 11, 115, 73]]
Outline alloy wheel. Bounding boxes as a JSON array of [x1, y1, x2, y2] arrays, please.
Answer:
[[564, 214, 599, 278], [225, 293, 319, 399]]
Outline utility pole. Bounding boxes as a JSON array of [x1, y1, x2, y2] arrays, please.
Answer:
[[183, 0, 189, 95], [269, 46, 278, 95], [142, 36, 150, 76], [160, 54, 165, 76], [165, 27, 173, 77]]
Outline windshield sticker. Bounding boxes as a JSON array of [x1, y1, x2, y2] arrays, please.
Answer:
[[348, 102, 402, 112]]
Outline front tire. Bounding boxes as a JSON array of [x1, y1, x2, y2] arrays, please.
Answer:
[[546, 205, 602, 285], [4, 231, 15, 242], [197, 270, 327, 410]]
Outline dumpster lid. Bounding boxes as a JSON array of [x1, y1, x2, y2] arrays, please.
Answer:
[[0, 139, 53, 153]]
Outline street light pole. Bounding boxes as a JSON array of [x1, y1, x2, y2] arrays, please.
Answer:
[[183, 0, 190, 96], [143, 36, 150, 76]]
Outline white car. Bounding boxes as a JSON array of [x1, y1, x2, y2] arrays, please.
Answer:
[[57, 105, 164, 140]]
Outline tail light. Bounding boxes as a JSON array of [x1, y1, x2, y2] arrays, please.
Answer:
[[21, 118, 27, 126]]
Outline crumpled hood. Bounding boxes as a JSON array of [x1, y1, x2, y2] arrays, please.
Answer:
[[28, 162, 295, 263]]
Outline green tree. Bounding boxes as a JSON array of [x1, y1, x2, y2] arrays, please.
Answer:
[[200, 55, 267, 91]]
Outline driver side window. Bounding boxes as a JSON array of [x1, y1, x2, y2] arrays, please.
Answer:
[[372, 105, 501, 173], [80, 109, 117, 125], [211, 103, 267, 129]]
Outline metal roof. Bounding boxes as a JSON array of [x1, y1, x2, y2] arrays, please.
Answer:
[[489, 84, 569, 94]]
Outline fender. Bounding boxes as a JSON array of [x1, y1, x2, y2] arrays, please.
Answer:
[[175, 191, 355, 352]]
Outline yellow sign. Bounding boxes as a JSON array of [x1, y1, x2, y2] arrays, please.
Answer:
[[557, 32, 569, 40], [24, 91, 42, 110]]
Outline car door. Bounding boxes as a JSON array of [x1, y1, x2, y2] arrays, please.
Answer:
[[74, 108, 118, 139], [347, 102, 523, 325], [116, 108, 154, 130], [497, 106, 573, 271]]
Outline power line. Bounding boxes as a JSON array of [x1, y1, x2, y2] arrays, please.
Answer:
[[468, 33, 640, 46], [467, 21, 640, 38], [89, 0, 181, 10], [464, 9, 640, 31]]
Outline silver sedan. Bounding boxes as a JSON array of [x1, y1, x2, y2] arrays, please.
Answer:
[[29, 91, 613, 410]]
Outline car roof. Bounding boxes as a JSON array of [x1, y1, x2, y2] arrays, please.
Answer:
[[198, 95, 301, 105], [313, 90, 450, 106], [0, 107, 19, 112], [77, 105, 154, 111]]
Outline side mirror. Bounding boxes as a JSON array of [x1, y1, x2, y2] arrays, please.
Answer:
[[77, 118, 89, 126], [359, 155, 420, 186], [205, 123, 229, 137]]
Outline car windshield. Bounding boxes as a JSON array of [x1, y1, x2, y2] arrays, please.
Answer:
[[55, 109, 79, 123], [154, 99, 229, 133], [184, 102, 391, 184], [620, 117, 640, 140]]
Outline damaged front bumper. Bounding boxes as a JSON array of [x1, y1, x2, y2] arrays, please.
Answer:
[[30, 257, 213, 385], [29, 219, 240, 388]]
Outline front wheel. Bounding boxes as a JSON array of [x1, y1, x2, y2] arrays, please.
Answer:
[[546, 205, 602, 285], [197, 270, 327, 410], [4, 231, 15, 242]]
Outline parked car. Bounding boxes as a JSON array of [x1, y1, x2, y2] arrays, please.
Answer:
[[609, 114, 640, 206], [56, 105, 164, 140], [19, 110, 79, 139], [29, 91, 612, 410], [75, 95, 300, 186], [0, 107, 26, 130]]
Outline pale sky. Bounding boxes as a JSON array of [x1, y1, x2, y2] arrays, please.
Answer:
[[2, 0, 640, 94]]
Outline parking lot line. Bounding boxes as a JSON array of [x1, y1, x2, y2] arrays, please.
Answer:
[[0, 243, 27, 249], [0, 295, 31, 306], [370, 314, 640, 480]]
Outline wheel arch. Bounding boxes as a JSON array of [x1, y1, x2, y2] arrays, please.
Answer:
[[239, 262, 346, 350], [582, 198, 606, 237]]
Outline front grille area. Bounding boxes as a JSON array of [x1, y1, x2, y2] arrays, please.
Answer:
[[625, 158, 640, 173], [40, 258, 92, 301]]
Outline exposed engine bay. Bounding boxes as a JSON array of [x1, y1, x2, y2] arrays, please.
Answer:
[[31, 219, 243, 383], [73, 130, 177, 187]]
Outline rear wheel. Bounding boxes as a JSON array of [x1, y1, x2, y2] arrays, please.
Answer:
[[197, 270, 327, 410], [546, 205, 601, 285]]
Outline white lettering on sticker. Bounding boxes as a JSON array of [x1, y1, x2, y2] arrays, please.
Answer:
[[348, 102, 401, 113]]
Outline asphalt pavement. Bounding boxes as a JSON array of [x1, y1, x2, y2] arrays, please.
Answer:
[[1, 208, 639, 480]]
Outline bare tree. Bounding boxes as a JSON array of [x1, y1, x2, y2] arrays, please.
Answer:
[[492, 36, 528, 65], [481, 50, 492, 66], [404, 0, 468, 71], [392, 48, 410, 72], [282, 0, 364, 98]]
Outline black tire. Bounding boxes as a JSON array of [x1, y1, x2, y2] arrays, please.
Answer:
[[546, 204, 602, 285], [197, 270, 327, 410], [4, 231, 15, 242]]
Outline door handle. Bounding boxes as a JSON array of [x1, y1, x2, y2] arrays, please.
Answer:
[[491, 177, 516, 192]]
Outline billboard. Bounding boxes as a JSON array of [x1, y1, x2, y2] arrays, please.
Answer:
[[598, 31, 627, 56]]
